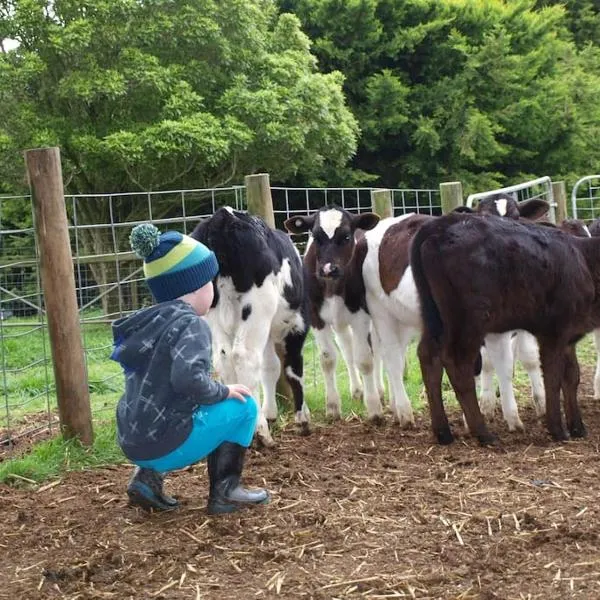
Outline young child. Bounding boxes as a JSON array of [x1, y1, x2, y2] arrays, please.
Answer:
[[111, 223, 270, 514]]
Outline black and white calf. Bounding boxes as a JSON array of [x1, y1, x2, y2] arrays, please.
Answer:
[[285, 209, 385, 421], [191, 207, 310, 446]]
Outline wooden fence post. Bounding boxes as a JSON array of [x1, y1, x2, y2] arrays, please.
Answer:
[[245, 173, 275, 228], [552, 181, 568, 223], [244, 172, 292, 405], [25, 147, 93, 446], [371, 189, 393, 218], [440, 181, 464, 214]]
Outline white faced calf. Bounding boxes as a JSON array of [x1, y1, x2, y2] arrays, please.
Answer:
[[285, 208, 385, 422]]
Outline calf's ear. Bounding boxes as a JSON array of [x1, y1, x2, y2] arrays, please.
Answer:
[[517, 199, 549, 221], [453, 206, 474, 214], [353, 212, 380, 231], [284, 214, 316, 234]]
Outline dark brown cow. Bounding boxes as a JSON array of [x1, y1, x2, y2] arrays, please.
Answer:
[[411, 212, 597, 444]]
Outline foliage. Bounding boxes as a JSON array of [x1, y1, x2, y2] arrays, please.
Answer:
[[535, 0, 600, 48], [279, 0, 600, 192], [0, 0, 358, 194]]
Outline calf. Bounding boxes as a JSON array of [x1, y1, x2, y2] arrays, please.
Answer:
[[191, 207, 309, 447], [285, 208, 384, 421], [411, 212, 597, 444]]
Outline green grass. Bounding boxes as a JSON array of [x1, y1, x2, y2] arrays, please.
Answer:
[[1, 321, 598, 487], [0, 419, 123, 485]]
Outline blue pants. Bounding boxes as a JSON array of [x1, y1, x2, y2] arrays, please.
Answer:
[[134, 396, 259, 474]]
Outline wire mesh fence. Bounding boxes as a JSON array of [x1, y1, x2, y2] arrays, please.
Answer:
[[0, 182, 437, 452], [271, 186, 440, 251], [571, 175, 600, 221]]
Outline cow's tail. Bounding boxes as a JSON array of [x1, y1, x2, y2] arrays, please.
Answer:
[[410, 224, 444, 342]]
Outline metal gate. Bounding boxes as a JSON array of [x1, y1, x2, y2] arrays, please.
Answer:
[[571, 175, 600, 221], [465, 176, 556, 223]]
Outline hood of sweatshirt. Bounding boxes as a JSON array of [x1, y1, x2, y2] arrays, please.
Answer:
[[111, 300, 193, 373]]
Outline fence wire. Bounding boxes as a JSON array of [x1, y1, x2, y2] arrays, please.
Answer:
[[0, 183, 436, 453]]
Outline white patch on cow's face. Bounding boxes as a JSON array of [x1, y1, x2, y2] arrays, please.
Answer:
[[584, 225, 592, 238], [224, 206, 235, 214], [495, 198, 508, 216], [319, 209, 343, 239]]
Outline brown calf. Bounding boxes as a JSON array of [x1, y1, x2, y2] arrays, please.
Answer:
[[411, 212, 597, 444]]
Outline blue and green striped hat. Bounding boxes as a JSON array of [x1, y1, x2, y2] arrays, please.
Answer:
[[129, 223, 219, 303]]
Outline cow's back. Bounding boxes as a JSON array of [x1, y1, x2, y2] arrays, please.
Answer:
[[413, 213, 596, 337], [363, 213, 433, 328]]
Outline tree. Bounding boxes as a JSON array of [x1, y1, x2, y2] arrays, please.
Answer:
[[281, 0, 600, 192], [0, 0, 358, 312], [536, 0, 600, 48]]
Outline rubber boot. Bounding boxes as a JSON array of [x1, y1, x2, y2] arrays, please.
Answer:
[[207, 442, 270, 514], [127, 467, 179, 511]]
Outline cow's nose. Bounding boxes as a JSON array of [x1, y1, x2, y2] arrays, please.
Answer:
[[320, 263, 339, 278]]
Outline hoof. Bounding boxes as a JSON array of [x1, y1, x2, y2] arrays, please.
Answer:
[[256, 431, 276, 448], [435, 427, 454, 445], [368, 414, 385, 427], [297, 421, 311, 436], [477, 432, 499, 447], [507, 419, 525, 433], [549, 427, 569, 442], [569, 422, 587, 439], [326, 408, 341, 421]]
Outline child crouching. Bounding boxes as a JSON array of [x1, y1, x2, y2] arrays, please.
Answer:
[[111, 223, 269, 514]]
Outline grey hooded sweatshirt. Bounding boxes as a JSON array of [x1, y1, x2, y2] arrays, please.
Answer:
[[111, 300, 229, 461]]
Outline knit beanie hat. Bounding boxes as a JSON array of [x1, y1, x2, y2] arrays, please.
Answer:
[[129, 223, 219, 303]]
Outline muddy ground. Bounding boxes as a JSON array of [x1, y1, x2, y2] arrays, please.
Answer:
[[3, 369, 600, 599]]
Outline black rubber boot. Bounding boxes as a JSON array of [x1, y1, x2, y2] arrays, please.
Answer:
[[127, 467, 179, 511], [207, 442, 270, 514]]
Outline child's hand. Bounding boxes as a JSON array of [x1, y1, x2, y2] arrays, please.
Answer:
[[227, 384, 252, 402]]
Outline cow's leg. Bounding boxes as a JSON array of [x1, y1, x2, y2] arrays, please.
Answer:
[[594, 329, 600, 400], [514, 331, 545, 417], [478, 342, 497, 420], [351, 313, 383, 422], [313, 325, 342, 419], [261, 339, 280, 422], [417, 333, 452, 444], [370, 326, 386, 402], [206, 317, 235, 384], [485, 332, 523, 432], [284, 329, 310, 435], [335, 324, 363, 401], [229, 288, 278, 447], [538, 338, 568, 441], [372, 314, 414, 427], [562, 344, 586, 438], [444, 349, 497, 446]]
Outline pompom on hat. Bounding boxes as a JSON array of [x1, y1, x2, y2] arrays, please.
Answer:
[[130, 223, 219, 303]]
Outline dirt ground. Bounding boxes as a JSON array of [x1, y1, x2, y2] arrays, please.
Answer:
[[3, 370, 600, 599]]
